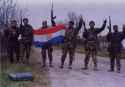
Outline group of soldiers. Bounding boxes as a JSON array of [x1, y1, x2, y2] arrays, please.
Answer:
[[82, 18, 125, 73], [2, 14, 125, 73], [62, 16, 125, 73], [3, 18, 33, 64], [40, 15, 125, 73]]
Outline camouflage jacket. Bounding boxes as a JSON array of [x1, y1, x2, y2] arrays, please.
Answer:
[[20, 24, 33, 44], [83, 22, 106, 47], [5, 27, 20, 46], [107, 31, 125, 52], [64, 20, 83, 48]]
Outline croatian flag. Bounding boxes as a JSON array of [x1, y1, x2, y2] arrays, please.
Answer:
[[33, 24, 65, 48]]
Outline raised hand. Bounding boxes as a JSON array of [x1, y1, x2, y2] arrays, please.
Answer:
[[107, 26, 110, 29], [108, 16, 112, 32], [104, 19, 107, 24], [79, 15, 83, 22]]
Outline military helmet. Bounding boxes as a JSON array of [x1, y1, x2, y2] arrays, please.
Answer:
[[23, 18, 28, 22], [89, 21, 95, 25], [113, 25, 118, 29], [69, 21, 74, 25]]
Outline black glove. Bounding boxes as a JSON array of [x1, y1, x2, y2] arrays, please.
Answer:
[[104, 19, 107, 24]]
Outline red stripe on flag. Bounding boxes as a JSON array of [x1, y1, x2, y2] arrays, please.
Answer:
[[33, 24, 65, 35]]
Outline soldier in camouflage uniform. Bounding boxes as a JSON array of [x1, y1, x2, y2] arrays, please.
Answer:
[[41, 15, 56, 68], [60, 16, 83, 69], [5, 20, 20, 63], [107, 25, 125, 73], [82, 20, 107, 71], [41, 21, 53, 68], [20, 18, 33, 63]]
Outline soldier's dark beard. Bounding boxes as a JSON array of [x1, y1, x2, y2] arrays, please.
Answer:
[[90, 28, 95, 31], [11, 26, 17, 29], [24, 24, 28, 26], [114, 29, 118, 32], [90, 26, 94, 29], [68, 26, 73, 29]]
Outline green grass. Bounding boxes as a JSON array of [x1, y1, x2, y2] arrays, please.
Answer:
[[0, 61, 51, 87], [0, 63, 32, 87], [0, 62, 51, 87]]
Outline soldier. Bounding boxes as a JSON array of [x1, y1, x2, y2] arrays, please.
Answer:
[[20, 18, 33, 63], [41, 20, 53, 68], [82, 19, 107, 71], [60, 16, 83, 69], [5, 20, 20, 63], [41, 20, 56, 68], [41, 4, 56, 68], [107, 24, 125, 73]]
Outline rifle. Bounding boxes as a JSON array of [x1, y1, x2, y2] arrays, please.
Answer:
[[20, 10, 23, 29], [108, 16, 112, 33], [51, 0, 56, 26], [20, 18, 23, 27], [82, 17, 87, 32], [18, 13, 23, 41]]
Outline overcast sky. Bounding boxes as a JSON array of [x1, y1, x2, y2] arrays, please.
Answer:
[[17, 0, 125, 5], [14, 0, 125, 35]]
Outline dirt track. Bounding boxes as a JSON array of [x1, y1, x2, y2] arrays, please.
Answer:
[[32, 47, 125, 87]]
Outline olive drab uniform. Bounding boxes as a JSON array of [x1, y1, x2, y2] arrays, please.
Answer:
[[83, 21, 106, 70], [60, 19, 83, 69], [5, 27, 20, 63], [41, 26, 53, 67], [41, 20, 56, 67], [41, 40, 53, 67], [107, 31, 125, 72], [41, 6, 56, 67], [20, 24, 33, 62]]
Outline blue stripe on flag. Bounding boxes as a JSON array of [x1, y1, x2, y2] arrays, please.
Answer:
[[34, 36, 64, 48]]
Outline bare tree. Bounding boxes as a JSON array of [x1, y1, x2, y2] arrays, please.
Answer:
[[67, 12, 82, 27], [0, 0, 28, 58], [0, 0, 26, 25], [68, 12, 77, 23]]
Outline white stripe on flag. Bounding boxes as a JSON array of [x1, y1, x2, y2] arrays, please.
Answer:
[[34, 29, 65, 43]]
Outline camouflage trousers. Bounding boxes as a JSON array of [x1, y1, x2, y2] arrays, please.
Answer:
[[84, 44, 98, 69], [61, 44, 75, 67], [109, 52, 121, 71], [21, 42, 32, 62], [7, 45, 20, 63], [41, 46, 53, 66]]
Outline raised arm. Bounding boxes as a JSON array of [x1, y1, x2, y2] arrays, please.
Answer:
[[51, 12, 56, 26], [51, 3, 56, 27], [106, 16, 113, 42], [108, 16, 112, 33], [107, 32, 112, 42], [96, 19, 107, 34], [121, 25, 125, 40], [74, 16, 83, 35], [82, 20, 88, 39]]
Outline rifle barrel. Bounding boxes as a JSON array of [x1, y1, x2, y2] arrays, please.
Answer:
[[109, 16, 112, 32]]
